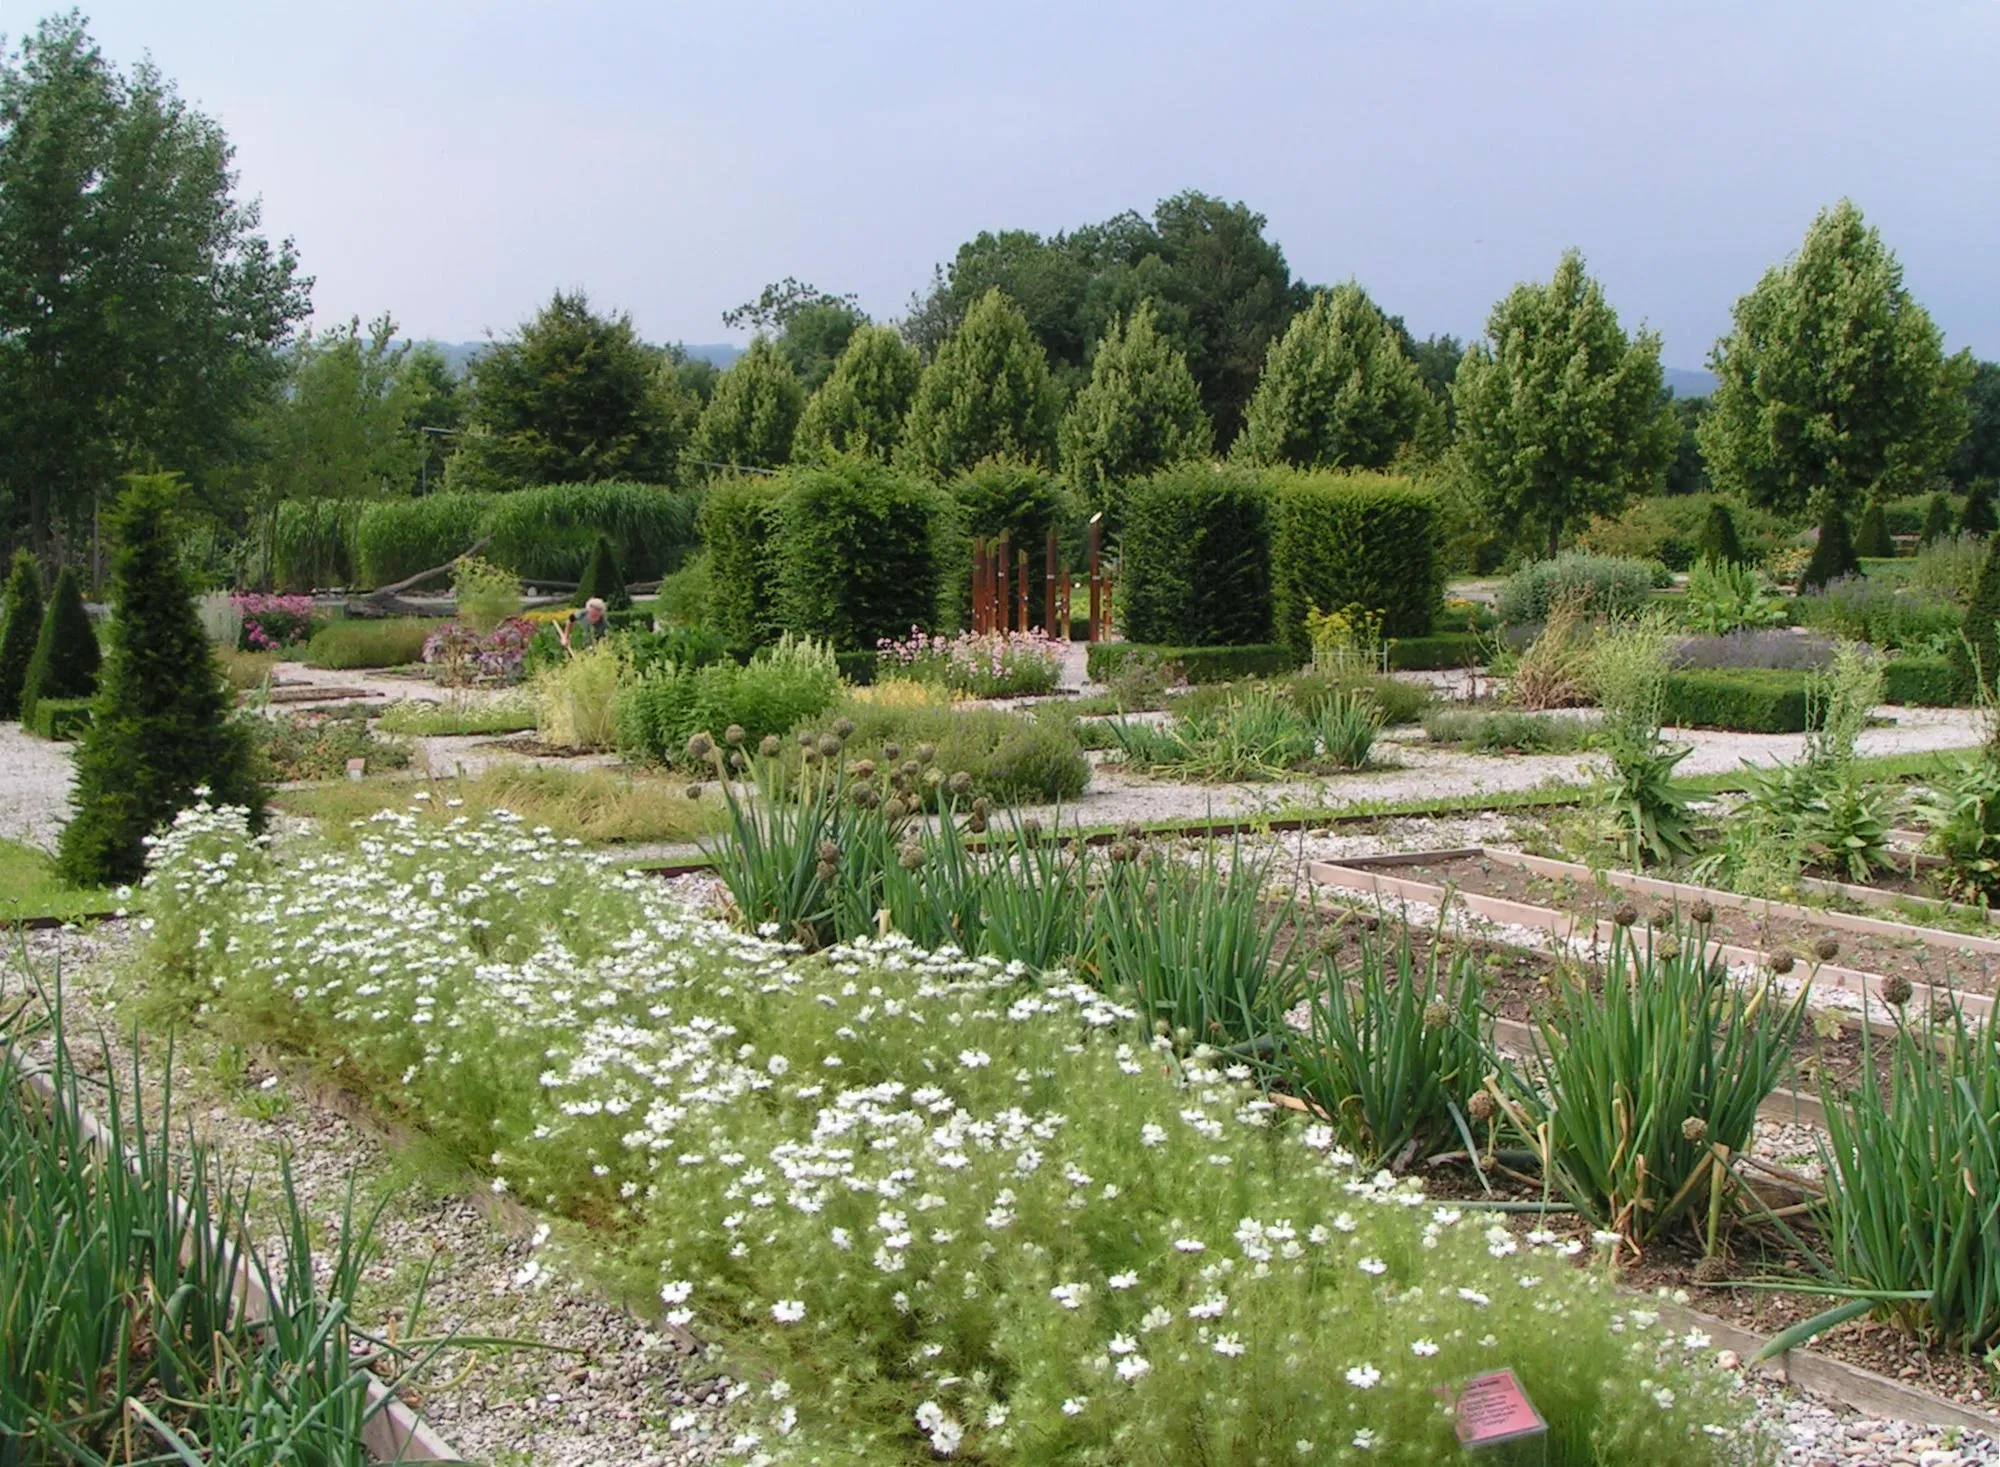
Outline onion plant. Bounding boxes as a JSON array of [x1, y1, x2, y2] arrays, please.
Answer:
[[0, 986, 451, 1464], [1492, 924, 1806, 1247], [1281, 922, 1497, 1171], [1815, 1006, 2000, 1351]]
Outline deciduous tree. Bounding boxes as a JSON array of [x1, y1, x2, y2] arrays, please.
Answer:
[[1451, 252, 1675, 560]]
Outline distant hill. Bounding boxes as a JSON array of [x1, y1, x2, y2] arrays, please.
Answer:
[[408, 340, 743, 377], [1664, 366, 1717, 399]]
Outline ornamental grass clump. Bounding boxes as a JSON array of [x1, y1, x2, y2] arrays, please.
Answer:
[[139, 805, 1759, 1464], [1493, 923, 1806, 1249], [1814, 1005, 2000, 1351], [1107, 687, 1316, 781]]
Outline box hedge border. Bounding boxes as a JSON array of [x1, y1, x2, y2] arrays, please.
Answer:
[[1660, 669, 1819, 734], [1086, 643, 1301, 685]]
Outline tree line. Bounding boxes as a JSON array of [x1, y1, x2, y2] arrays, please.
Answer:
[[0, 11, 1991, 584]]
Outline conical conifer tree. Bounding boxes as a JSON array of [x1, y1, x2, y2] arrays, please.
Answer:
[[1799, 503, 1860, 591], [19, 565, 101, 725], [1961, 482, 1998, 537], [1956, 531, 2000, 699], [574, 534, 631, 610], [57, 475, 264, 887], [1855, 500, 1894, 558], [0, 550, 43, 720], [1921, 492, 1955, 545], [1697, 502, 1747, 566]]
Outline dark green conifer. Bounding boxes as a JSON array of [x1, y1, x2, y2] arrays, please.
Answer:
[[19, 565, 101, 726], [1696, 501, 1747, 566], [0, 550, 43, 720], [574, 534, 631, 610], [1921, 492, 1955, 545], [1854, 500, 1894, 559], [1798, 503, 1860, 592], [1960, 482, 1997, 537], [1956, 531, 2000, 701]]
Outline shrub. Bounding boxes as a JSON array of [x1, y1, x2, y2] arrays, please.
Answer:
[[1881, 654, 1961, 706], [244, 708, 412, 782], [654, 549, 711, 627], [816, 701, 1088, 805], [26, 696, 93, 741], [1085, 642, 1300, 684], [616, 635, 840, 765], [1697, 500, 1747, 565], [1800, 503, 1860, 591], [1793, 573, 1959, 655], [1117, 465, 1272, 646], [0, 550, 44, 720], [951, 457, 1072, 561], [1908, 530, 1986, 606], [57, 474, 265, 886], [1677, 558, 1785, 635], [450, 553, 522, 632], [1577, 493, 1788, 570], [270, 498, 361, 591], [231, 592, 318, 650], [1960, 482, 1997, 537], [20, 565, 101, 726], [352, 492, 491, 587], [534, 640, 625, 750], [1505, 594, 1598, 710], [772, 457, 947, 651], [301, 618, 440, 670], [1918, 748, 2000, 900], [1495, 552, 1659, 626], [1269, 470, 1439, 651], [421, 617, 535, 687], [484, 481, 695, 583], [1661, 667, 1817, 732], [1855, 499, 1894, 558], [572, 534, 631, 610], [695, 475, 786, 652]]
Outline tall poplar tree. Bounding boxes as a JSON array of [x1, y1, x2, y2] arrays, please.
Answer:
[[792, 326, 921, 463], [1058, 303, 1211, 518], [901, 290, 1060, 481]]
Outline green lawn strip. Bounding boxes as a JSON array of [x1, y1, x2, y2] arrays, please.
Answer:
[[0, 838, 122, 924]]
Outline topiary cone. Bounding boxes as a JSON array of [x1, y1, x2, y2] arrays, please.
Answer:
[[0, 549, 44, 720], [1854, 500, 1894, 559], [574, 533, 632, 611], [1921, 492, 1954, 546], [1697, 501, 1746, 566], [19, 564, 101, 726], [1798, 503, 1860, 592], [1954, 529, 2000, 701], [1960, 482, 1997, 538], [56, 474, 266, 887]]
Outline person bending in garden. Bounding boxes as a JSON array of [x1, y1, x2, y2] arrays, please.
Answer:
[[560, 597, 612, 651]]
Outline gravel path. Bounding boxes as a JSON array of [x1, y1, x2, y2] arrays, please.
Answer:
[[0, 723, 74, 852]]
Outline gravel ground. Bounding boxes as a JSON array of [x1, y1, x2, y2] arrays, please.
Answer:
[[1, 925, 739, 1467], [0, 722, 74, 852]]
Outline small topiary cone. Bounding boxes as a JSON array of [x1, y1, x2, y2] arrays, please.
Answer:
[[19, 564, 100, 726], [0, 549, 44, 720]]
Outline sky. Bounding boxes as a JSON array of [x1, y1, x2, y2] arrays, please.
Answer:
[[27, 0, 2000, 368]]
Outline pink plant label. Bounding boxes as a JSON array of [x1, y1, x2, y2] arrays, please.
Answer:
[[345, 757, 366, 781], [1452, 1369, 1546, 1448]]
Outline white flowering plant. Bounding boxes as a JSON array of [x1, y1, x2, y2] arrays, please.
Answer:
[[141, 804, 1762, 1465]]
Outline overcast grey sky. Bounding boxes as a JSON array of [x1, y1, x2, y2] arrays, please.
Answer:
[[35, 1, 2000, 366]]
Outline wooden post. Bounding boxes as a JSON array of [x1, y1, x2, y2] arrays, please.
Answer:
[[1015, 549, 1029, 633], [996, 532, 1010, 636], [1087, 516, 1102, 642], [1044, 530, 1057, 635], [972, 537, 987, 633]]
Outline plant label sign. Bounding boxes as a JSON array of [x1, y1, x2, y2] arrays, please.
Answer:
[[1452, 1368, 1547, 1449], [346, 757, 367, 782]]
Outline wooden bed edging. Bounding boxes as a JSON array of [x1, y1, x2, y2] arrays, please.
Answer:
[[5, 1046, 461, 1463]]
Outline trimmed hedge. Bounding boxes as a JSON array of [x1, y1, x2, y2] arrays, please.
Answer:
[[1086, 642, 1301, 685], [1661, 668, 1817, 733], [354, 493, 491, 587], [1882, 655, 1963, 708], [1386, 631, 1484, 671], [836, 650, 878, 685], [27, 696, 93, 741], [772, 458, 947, 653], [1269, 471, 1440, 653], [696, 476, 787, 653], [1118, 465, 1273, 647], [302, 618, 442, 670]]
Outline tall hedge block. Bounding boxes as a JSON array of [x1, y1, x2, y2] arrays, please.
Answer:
[[0, 550, 44, 720], [20, 565, 100, 725], [696, 475, 788, 652], [270, 499, 363, 591], [773, 457, 946, 652], [1269, 471, 1440, 654], [1117, 466, 1274, 648], [58, 475, 265, 887]]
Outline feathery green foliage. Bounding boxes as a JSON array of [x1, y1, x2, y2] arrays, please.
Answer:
[[688, 337, 807, 472], [1057, 302, 1212, 522], [18, 564, 99, 725], [353, 491, 490, 586], [58, 474, 265, 886], [902, 289, 1060, 480], [1234, 284, 1436, 472], [0, 549, 43, 719], [484, 481, 693, 582], [792, 325, 921, 463], [270, 498, 363, 590]]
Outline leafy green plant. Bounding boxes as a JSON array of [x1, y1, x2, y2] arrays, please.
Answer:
[[1495, 552, 1660, 627], [1313, 687, 1382, 770], [451, 553, 522, 632], [1495, 925, 1807, 1246], [244, 708, 412, 782], [616, 634, 842, 766], [1590, 615, 1695, 866], [1678, 558, 1785, 635], [534, 638, 626, 749], [302, 617, 442, 669], [375, 693, 538, 736], [1282, 924, 1495, 1168], [1907, 530, 1986, 607], [1422, 707, 1594, 753], [352, 491, 490, 587], [1108, 688, 1316, 781], [801, 700, 1088, 807], [1916, 741, 2000, 901]]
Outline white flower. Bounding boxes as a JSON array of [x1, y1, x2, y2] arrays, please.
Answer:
[[1049, 1282, 1090, 1310], [1212, 1333, 1246, 1357], [1357, 1256, 1387, 1276], [660, 1280, 693, 1305], [1410, 1338, 1439, 1357], [915, 1401, 964, 1456], [957, 1049, 991, 1069], [1172, 1237, 1206, 1253], [771, 1299, 806, 1324], [1653, 1387, 1676, 1410], [1115, 1355, 1152, 1382], [1061, 1397, 1087, 1416], [1681, 1329, 1711, 1351], [1139, 1305, 1174, 1333], [1457, 1288, 1491, 1307], [1187, 1294, 1228, 1319], [1108, 1271, 1139, 1290], [1108, 1334, 1139, 1355], [1346, 1364, 1381, 1390], [1353, 1428, 1377, 1449]]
